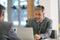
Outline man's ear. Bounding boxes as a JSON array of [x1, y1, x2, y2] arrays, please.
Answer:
[[1, 13, 4, 17], [0, 13, 4, 21], [43, 13, 45, 16], [43, 11, 45, 16]]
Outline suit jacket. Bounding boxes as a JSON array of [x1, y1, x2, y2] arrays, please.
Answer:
[[25, 17, 52, 39], [0, 21, 20, 40]]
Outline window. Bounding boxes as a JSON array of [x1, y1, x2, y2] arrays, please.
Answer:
[[12, 0, 27, 26], [34, 0, 39, 6]]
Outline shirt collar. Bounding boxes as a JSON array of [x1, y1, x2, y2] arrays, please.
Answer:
[[36, 17, 45, 23]]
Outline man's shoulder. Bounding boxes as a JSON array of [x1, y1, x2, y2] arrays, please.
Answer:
[[0, 21, 12, 29], [27, 18, 35, 22], [0, 21, 12, 34], [44, 17, 52, 22]]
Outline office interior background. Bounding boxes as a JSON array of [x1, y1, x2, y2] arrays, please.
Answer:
[[0, 0, 60, 39]]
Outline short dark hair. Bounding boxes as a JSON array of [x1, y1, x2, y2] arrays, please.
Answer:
[[35, 5, 45, 12], [0, 4, 5, 16]]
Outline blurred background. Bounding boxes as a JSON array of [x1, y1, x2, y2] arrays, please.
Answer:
[[0, 0, 60, 39]]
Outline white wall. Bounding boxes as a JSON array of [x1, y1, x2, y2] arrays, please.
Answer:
[[50, 0, 58, 34], [39, 0, 59, 36], [39, 0, 51, 18]]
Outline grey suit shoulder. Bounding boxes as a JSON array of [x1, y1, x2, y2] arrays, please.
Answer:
[[0, 21, 12, 34], [0, 21, 12, 40]]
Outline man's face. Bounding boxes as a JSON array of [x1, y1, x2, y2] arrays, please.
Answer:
[[34, 9, 44, 21], [0, 10, 5, 21]]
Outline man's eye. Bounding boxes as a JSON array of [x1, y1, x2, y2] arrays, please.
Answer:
[[38, 14, 40, 15], [36, 14, 40, 15]]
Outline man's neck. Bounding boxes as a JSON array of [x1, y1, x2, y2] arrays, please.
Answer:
[[36, 17, 45, 22], [36, 19, 42, 22]]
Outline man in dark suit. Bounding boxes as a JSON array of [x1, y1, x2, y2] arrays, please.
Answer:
[[0, 4, 21, 40], [25, 5, 52, 40]]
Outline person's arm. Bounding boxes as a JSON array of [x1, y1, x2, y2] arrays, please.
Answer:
[[40, 20, 52, 39], [8, 23, 21, 40], [8, 28, 21, 40], [34, 20, 52, 40]]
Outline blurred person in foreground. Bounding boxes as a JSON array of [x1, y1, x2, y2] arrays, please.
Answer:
[[0, 4, 21, 40]]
